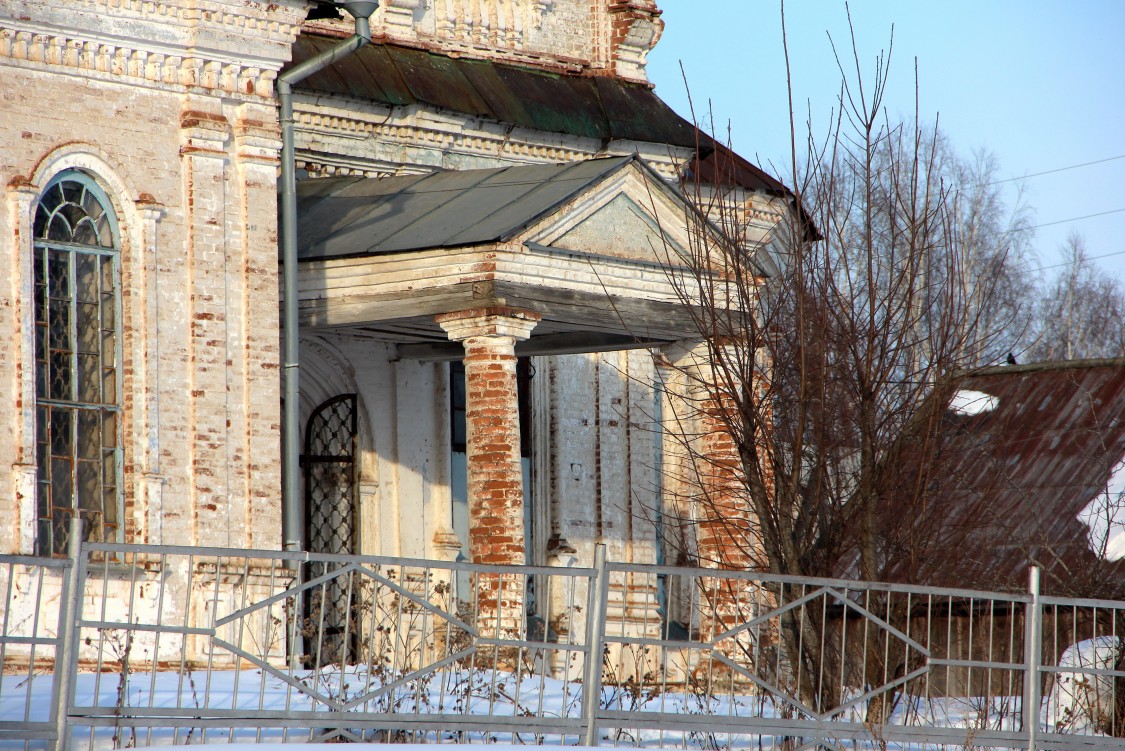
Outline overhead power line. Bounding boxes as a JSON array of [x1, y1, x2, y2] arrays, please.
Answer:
[[985, 153, 1125, 187], [1038, 246, 1125, 272], [1010, 206, 1125, 234]]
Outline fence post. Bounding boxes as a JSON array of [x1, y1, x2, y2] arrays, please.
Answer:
[[1022, 565, 1041, 751], [51, 518, 83, 751], [582, 544, 608, 747]]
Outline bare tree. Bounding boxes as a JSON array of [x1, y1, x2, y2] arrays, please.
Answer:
[[1027, 233, 1125, 361], [655, 15, 1034, 713]]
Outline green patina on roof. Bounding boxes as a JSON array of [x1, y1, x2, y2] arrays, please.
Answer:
[[285, 35, 815, 239], [288, 35, 699, 147]]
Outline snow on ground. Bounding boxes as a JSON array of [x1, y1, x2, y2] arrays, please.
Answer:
[[3, 646, 1122, 749], [131, 747, 576, 751], [0, 666, 1028, 749], [1042, 636, 1124, 734]]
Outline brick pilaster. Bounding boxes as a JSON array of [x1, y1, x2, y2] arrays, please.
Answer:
[[662, 341, 755, 569], [180, 103, 230, 548], [5, 180, 39, 554]]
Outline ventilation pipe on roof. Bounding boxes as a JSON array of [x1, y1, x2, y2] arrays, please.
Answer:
[[278, 1, 377, 554]]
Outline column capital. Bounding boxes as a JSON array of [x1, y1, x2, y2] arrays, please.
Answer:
[[436, 307, 540, 343], [658, 338, 708, 369]]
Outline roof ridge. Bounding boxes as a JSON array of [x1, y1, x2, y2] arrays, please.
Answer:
[[966, 356, 1125, 379]]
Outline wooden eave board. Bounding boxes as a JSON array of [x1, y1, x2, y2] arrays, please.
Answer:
[[296, 245, 706, 339], [298, 245, 683, 302]]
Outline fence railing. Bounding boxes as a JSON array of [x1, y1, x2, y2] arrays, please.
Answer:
[[2, 528, 1124, 750]]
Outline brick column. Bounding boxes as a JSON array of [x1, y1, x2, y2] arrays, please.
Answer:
[[662, 341, 761, 651], [437, 307, 539, 565], [662, 341, 755, 570], [437, 308, 539, 639]]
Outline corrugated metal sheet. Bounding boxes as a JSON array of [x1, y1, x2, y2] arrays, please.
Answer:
[[296, 156, 634, 259], [875, 359, 1125, 596]]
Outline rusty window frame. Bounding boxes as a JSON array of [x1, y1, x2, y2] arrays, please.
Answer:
[[32, 171, 123, 556]]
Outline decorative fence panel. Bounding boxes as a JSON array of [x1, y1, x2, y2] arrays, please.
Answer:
[[0, 554, 72, 746], [1, 534, 1124, 750]]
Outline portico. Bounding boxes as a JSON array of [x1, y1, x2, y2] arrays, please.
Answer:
[[293, 155, 740, 570]]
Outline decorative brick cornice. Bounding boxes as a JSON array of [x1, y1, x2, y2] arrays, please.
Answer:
[[180, 108, 230, 157], [306, 1, 600, 77], [0, 0, 305, 40], [233, 117, 282, 166], [292, 102, 687, 182], [0, 26, 282, 98], [0, 0, 306, 98]]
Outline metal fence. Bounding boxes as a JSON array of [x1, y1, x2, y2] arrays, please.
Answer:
[[1, 530, 1124, 750]]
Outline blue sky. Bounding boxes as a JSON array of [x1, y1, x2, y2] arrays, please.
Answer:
[[646, 1, 1125, 281]]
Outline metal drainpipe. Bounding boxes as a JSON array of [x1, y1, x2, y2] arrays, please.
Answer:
[[278, 1, 377, 554]]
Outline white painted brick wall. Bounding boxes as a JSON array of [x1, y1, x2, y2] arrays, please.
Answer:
[[0, 0, 297, 554]]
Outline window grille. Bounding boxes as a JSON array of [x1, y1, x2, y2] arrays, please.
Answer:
[[304, 393, 359, 664], [32, 172, 122, 556]]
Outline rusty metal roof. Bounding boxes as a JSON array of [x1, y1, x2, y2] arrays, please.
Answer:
[[296, 155, 638, 259], [875, 359, 1125, 596], [683, 142, 820, 240], [289, 35, 699, 147]]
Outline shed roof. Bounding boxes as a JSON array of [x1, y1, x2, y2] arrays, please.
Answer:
[[875, 359, 1125, 596], [296, 155, 656, 259]]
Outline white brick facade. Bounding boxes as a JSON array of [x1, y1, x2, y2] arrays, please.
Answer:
[[0, 0, 305, 553], [0, 0, 781, 604]]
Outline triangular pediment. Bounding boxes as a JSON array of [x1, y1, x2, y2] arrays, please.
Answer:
[[294, 156, 736, 347], [295, 155, 715, 266], [548, 193, 684, 260], [522, 160, 699, 265]]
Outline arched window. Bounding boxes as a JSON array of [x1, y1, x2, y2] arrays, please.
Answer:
[[32, 172, 121, 555]]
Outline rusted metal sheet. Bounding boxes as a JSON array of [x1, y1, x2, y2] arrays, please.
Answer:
[[285, 34, 804, 204], [876, 360, 1125, 596], [686, 141, 789, 194], [492, 65, 608, 141], [293, 36, 413, 106], [293, 36, 371, 101], [458, 57, 535, 130], [389, 46, 492, 118], [353, 44, 416, 106], [329, 44, 407, 104]]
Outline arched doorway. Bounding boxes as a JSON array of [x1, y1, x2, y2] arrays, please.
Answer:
[[303, 393, 358, 664]]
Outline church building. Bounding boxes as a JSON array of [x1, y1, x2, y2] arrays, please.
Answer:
[[0, 0, 796, 608]]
